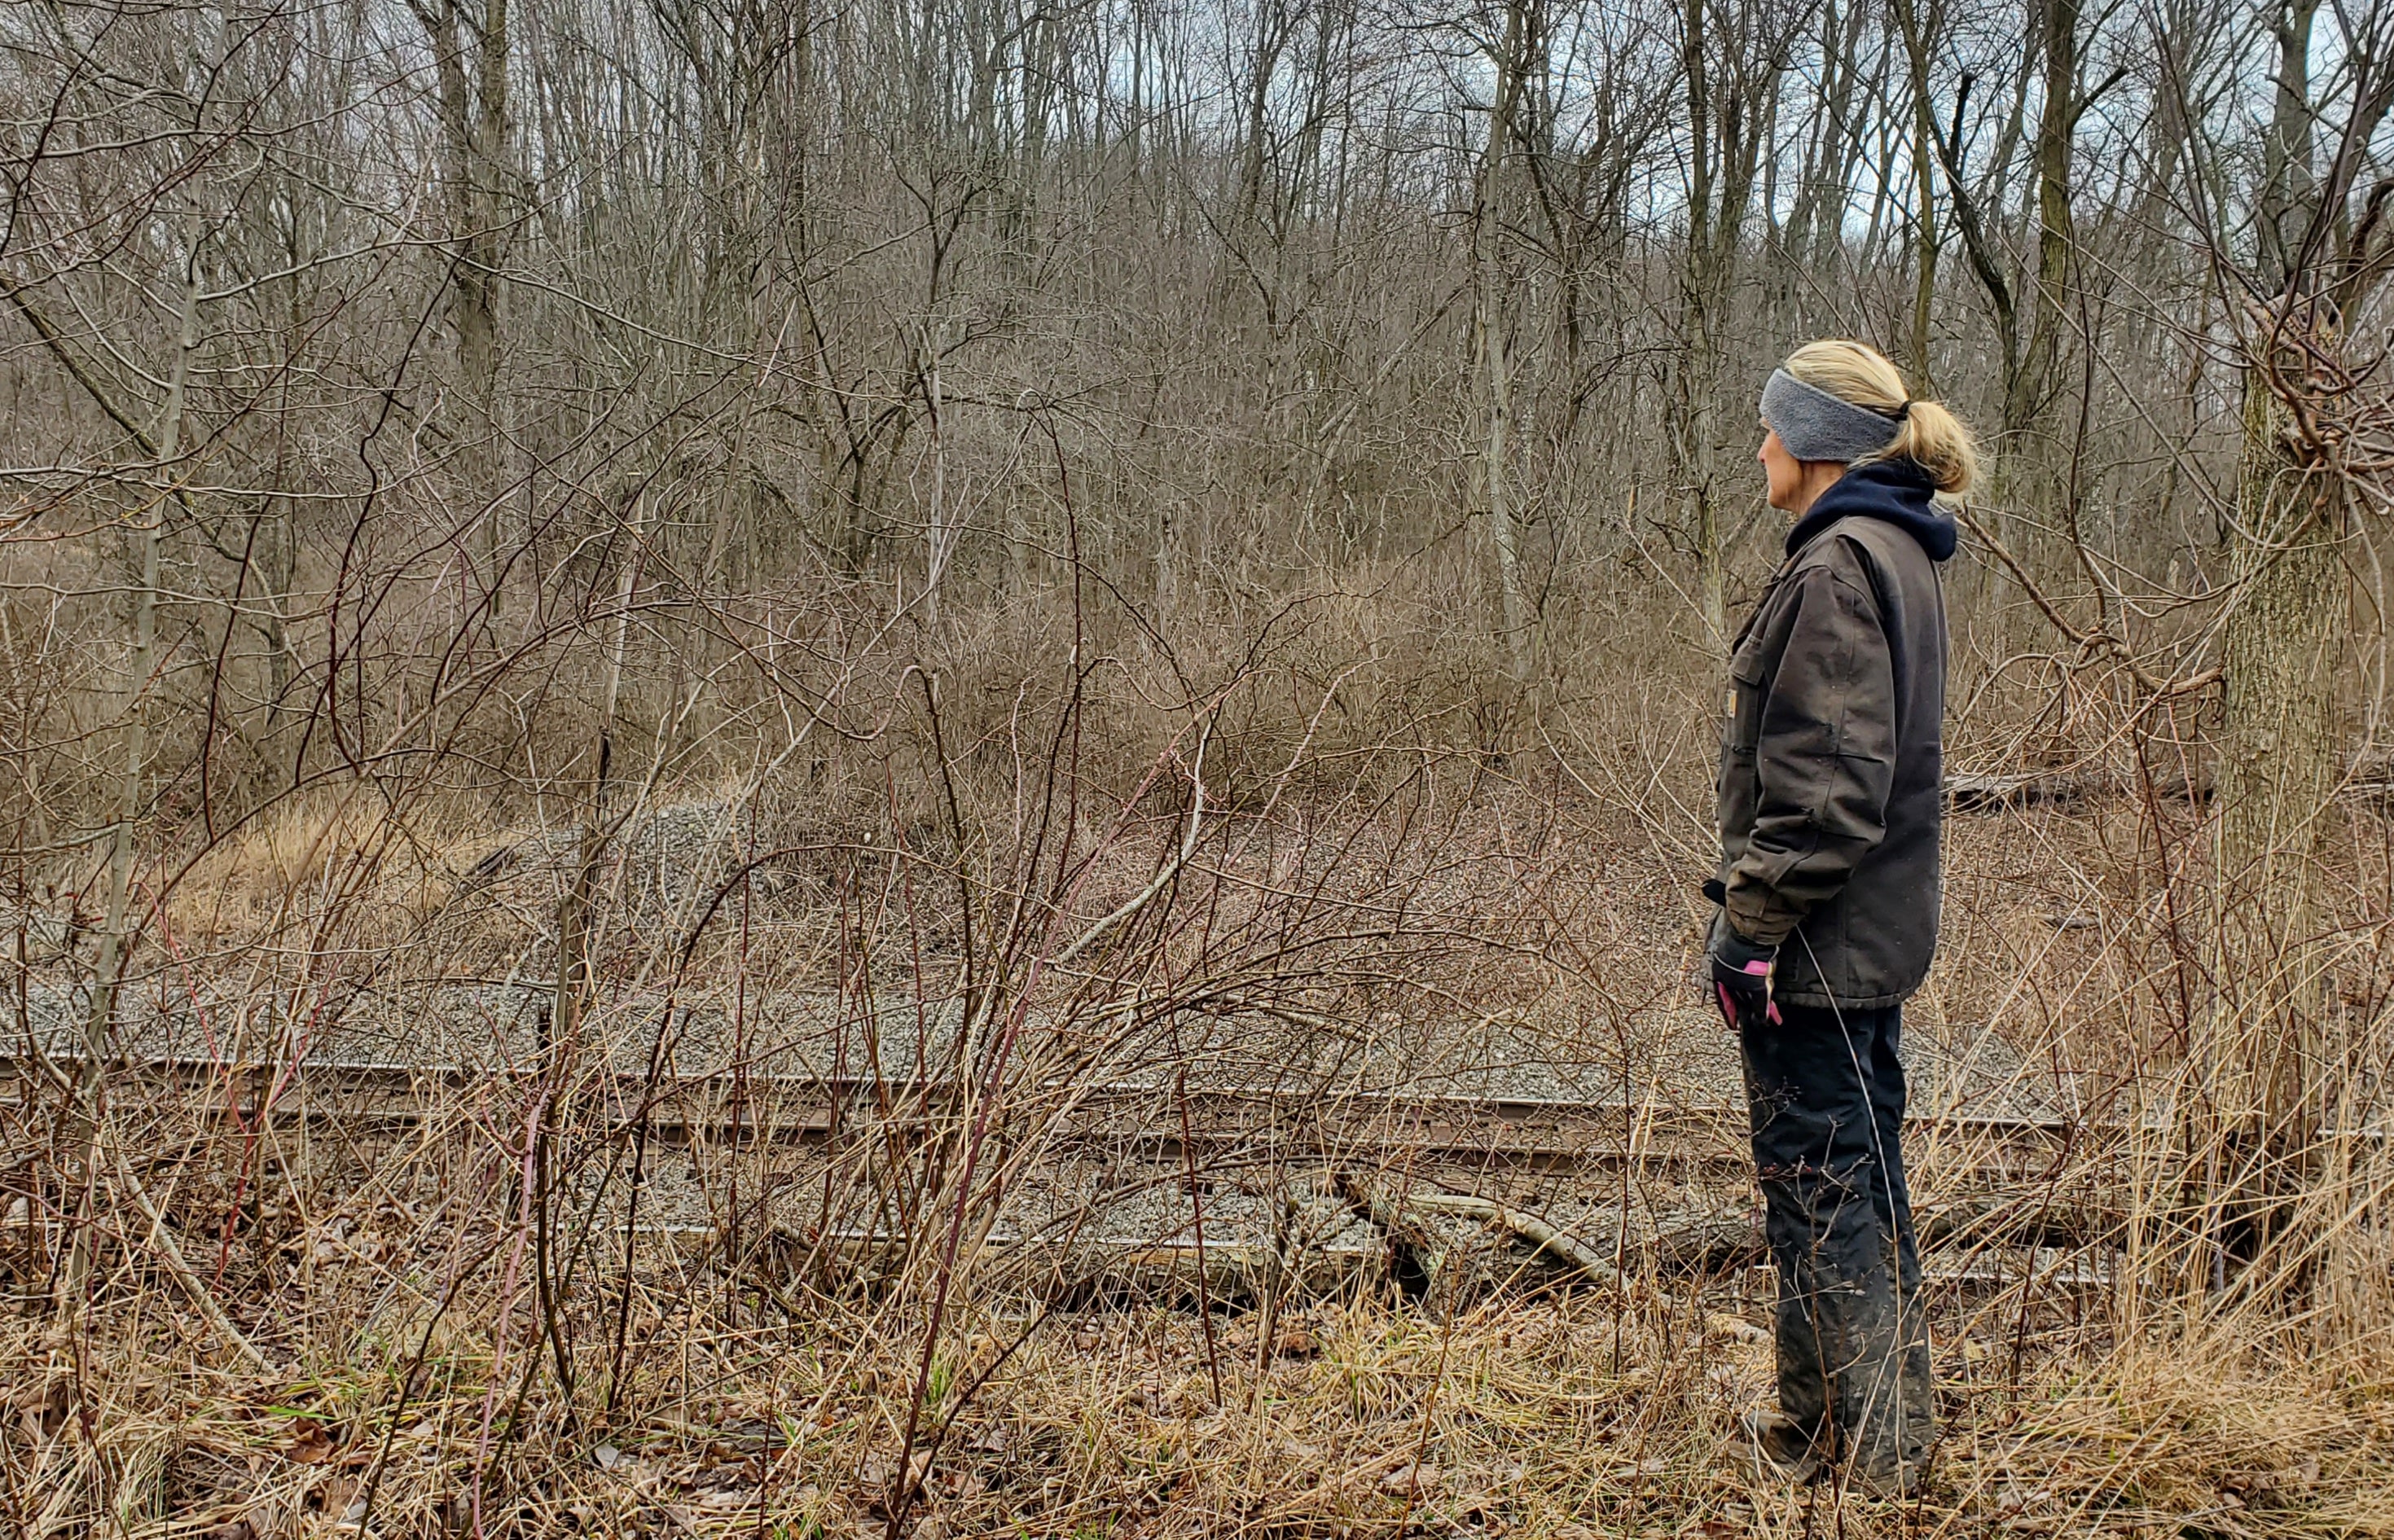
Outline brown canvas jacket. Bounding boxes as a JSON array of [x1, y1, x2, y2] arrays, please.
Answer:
[[1714, 461, 1952, 1009]]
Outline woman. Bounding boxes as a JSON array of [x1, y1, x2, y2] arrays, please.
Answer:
[[1706, 340, 1978, 1496]]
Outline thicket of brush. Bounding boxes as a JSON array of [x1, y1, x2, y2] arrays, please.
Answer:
[[8, 0, 2394, 1531], [9, 524, 2394, 1535]]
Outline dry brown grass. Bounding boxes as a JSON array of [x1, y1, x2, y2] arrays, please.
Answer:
[[10, 1279, 2392, 1538]]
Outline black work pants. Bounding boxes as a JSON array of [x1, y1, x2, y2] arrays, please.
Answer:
[[1739, 998, 1934, 1480]]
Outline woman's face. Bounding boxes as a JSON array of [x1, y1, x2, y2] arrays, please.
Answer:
[[1757, 428, 1842, 515], [1758, 428, 1803, 509]]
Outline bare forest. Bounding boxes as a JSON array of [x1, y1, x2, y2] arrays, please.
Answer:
[[5, 0, 2394, 1533]]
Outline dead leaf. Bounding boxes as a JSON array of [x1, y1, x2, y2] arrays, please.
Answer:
[[1272, 1327, 1318, 1358], [280, 1422, 334, 1464], [314, 1473, 358, 1515], [19, 1381, 69, 1441], [862, 1450, 930, 1516]]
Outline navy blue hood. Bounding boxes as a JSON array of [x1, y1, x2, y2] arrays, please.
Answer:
[[1783, 458, 1956, 562]]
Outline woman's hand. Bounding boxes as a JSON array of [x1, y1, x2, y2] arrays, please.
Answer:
[[1707, 915, 1779, 1031]]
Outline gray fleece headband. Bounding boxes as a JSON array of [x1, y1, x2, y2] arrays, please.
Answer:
[[1761, 368, 1909, 463]]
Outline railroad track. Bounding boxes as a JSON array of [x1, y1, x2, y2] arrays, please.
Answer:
[[2, 1047, 2102, 1171], [3, 984, 2132, 1304]]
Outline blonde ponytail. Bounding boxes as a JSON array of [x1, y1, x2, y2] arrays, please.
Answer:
[[1882, 400, 1979, 498], [1781, 339, 1981, 498]]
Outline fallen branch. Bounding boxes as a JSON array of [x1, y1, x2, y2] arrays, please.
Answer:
[[111, 1141, 270, 1370]]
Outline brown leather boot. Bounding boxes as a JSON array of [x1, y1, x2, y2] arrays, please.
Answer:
[[1736, 1409, 1825, 1485]]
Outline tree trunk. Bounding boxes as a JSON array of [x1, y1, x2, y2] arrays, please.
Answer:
[[2014, 0, 2078, 438], [1675, 0, 1725, 652], [2256, 0, 2322, 289], [70, 208, 195, 1310], [1899, 0, 1939, 378], [2213, 351, 2342, 1142], [1471, 0, 1534, 695], [1671, 0, 1779, 656], [2193, 330, 2346, 1302], [416, 0, 511, 604]]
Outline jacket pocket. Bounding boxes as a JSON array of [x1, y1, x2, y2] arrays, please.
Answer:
[[1724, 640, 1769, 762]]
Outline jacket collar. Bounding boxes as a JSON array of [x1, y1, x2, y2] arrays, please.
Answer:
[[1782, 458, 1957, 563]]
